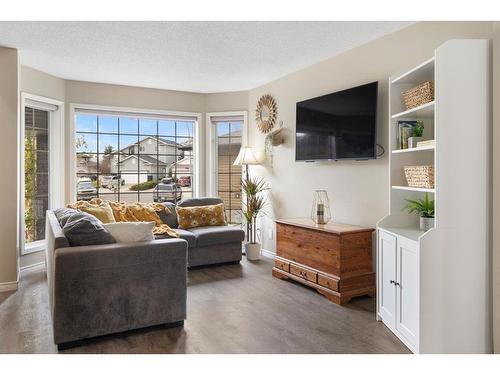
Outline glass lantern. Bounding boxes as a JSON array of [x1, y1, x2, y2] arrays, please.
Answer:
[[310, 190, 332, 224]]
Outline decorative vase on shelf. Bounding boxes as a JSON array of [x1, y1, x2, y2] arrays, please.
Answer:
[[420, 217, 434, 232], [310, 190, 331, 224], [408, 136, 423, 148]]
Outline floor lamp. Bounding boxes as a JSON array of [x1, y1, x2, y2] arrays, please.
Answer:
[[233, 146, 259, 252]]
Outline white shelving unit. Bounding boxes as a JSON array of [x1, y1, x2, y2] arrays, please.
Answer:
[[391, 145, 434, 154], [377, 40, 491, 353], [391, 185, 435, 193]]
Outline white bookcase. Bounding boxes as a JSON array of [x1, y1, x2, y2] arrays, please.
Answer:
[[377, 40, 491, 353]]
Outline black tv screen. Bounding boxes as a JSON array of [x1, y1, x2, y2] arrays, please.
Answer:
[[295, 81, 378, 161]]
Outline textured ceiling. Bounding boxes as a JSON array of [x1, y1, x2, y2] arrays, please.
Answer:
[[0, 21, 411, 93]]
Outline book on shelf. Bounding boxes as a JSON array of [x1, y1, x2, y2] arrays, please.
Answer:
[[417, 139, 435, 148]]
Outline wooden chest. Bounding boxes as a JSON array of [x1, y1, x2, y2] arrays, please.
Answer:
[[272, 218, 375, 305]]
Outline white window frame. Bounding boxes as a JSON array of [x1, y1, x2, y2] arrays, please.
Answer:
[[69, 103, 202, 203], [206, 111, 248, 197], [20, 93, 65, 255]]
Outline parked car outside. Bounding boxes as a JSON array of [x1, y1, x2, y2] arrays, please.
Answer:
[[77, 179, 98, 200], [177, 176, 191, 187], [107, 175, 125, 190], [153, 183, 182, 203], [101, 175, 124, 189]]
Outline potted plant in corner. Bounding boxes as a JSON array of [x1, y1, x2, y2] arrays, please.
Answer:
[[241, 176, 268, 260], [404, 193, 435, 231]]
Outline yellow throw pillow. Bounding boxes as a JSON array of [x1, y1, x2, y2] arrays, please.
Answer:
[[176, 203, 226, 229], [68, 200, 116, 224]]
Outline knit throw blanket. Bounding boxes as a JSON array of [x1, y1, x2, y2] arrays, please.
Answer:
[[69, 198, 179, 238]]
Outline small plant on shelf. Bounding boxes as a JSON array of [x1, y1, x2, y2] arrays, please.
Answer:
[[413, 121, 424, 137], [403, 193, 435, 231]]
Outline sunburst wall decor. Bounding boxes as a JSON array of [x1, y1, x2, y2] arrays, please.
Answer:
[[255, 94, 278, 134]]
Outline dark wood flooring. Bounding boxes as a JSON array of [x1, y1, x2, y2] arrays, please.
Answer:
[[0, 256, 410, 354]]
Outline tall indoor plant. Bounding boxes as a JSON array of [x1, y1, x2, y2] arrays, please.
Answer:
[[404, 193, 435, 231], [241, 176, 268, 260]]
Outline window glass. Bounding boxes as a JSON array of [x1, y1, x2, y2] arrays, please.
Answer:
[[25, 107, 49, 243], [75, 113, 196, 204], [216, 121, 243, 224]]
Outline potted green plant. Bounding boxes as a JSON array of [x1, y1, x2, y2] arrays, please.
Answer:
[[408, 121, 425, 148], [404, 193, 435, 231], [241, 176, 269, 260]]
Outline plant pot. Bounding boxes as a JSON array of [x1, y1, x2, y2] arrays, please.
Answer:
[[408, 136, 423, 148], [420, 217, 434, 231], [245, 242, 261, 261]]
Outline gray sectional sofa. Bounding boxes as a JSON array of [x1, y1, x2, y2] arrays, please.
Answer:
[[158, 197, 244, 267], [45, 197, 244, 348]]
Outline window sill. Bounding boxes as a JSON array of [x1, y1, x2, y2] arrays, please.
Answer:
[[22, 240, 46, 255]]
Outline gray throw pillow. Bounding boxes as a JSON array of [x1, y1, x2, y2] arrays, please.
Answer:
[[156, 202, 179, 228], [54, 207, 77, 227], [54, 208, 116, 247]]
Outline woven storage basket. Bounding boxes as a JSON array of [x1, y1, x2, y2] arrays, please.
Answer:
[[404, 165, 435, 189], [403, 81, 434, 110]]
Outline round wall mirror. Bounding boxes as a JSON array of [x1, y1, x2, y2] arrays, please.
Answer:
[[255, 94, 277, 134]]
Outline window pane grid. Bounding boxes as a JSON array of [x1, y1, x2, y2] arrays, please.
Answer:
[[216, 121, 242, 224], [75, 114, 195, 203], [25, 107, 50, 243]]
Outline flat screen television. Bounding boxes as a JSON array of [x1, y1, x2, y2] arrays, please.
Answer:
[[295, 81, 378, 161]]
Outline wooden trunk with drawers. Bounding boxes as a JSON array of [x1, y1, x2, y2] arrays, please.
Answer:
[[272, 218, 375, 305]]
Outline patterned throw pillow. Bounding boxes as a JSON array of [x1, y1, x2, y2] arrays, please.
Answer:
[[176, 203, 226, 229], [67, 200, 116, 224]]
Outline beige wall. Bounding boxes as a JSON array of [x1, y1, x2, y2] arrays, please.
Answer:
[[20, 65, 65, 101], [492, 21, 500, 353], [0, 47, 19, 285], [205, 91, 249, 113], [247, 21, 494, 254]]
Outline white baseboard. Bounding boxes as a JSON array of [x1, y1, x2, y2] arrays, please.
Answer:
[[0, 280, 18, 292], [261, 248, 276, 259]]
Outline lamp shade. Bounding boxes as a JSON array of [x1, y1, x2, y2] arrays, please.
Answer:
[[233, 146, 259, 166]]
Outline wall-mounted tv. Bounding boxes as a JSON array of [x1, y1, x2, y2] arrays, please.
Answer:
[[295, 81, 378, 161]]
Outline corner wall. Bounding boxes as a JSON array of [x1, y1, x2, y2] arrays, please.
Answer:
[[0, 47, 19, 286]]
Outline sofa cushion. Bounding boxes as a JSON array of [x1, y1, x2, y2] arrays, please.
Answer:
[[188, 225, 245, 247], [155, 228, 196, 247], [54, 208, 116, 247], [54, 207, 77, 227], [103, 222, 155, 243], [156, 202, 178, 228], [176, 203, 226, 229], [68, 200, 116, 223], [177, 197, 223, 208]]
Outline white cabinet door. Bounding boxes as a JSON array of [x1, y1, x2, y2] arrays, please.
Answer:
[[378, 230, 397, 328], [396, 236, 419, 349]]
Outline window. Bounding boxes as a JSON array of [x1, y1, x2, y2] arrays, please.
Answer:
[[215, 120, 243, 223], [21, 94, 64, 255], [24, 107, 49, 245], [75, 111, 196, 204]]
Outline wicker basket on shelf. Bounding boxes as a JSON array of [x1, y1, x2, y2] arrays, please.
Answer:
[[404, 165, 435, 189], [403, 81, 434, 110]]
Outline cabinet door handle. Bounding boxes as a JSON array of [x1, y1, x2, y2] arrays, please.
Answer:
[[394, 282, 400, 287], [389, 280, 395, 284]]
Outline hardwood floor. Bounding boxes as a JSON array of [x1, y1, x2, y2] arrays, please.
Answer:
[[0, 256, 410, 354]]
